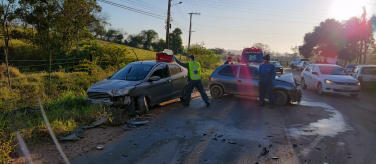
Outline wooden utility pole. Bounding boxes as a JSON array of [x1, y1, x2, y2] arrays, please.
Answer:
[[165, 0, 172, 48], [188, 13, 200, 52]]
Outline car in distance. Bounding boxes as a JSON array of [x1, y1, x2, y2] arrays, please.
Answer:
[[208, 64, 302, 106], [301, 64, 361, 97], [290, 58, 309, 69], [296, 61, 313, 71], [87, 61, 188, 115], [344, 64, 360, 73], [270, 61, 283, 73], [351, 65, 376, 89], [240, 47, 264, 66]]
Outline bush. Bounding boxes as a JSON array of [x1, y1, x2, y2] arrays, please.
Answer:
[[0, 63, 22, 79]]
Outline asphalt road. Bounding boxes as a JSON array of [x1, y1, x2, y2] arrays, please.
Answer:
[[72, 68, 376, 164]]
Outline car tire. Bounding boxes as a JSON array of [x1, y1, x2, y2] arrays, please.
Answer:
[[273, 90, 288, 106], [350, 94, 358, 98], [138, 95, 149, 114], [180, 86, 187, 102], [125, 98, 136, 116], [317, 83, 324, 95], [301, 78, 307, 89], [210, 85, 224, 99]]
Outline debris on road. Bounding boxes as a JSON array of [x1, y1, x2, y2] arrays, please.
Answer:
[[258, 144, 261, 147], [203, 133, 207, 136], [260, 147, 269, 156], [127, 120, 149, 125], [96, 145, 104, 150], [212, 138, 218, 141], [271, 156, 279, 160], [315, 147, 321, 150], [222, 139, 226, 142], [228, 141, 237, 144]]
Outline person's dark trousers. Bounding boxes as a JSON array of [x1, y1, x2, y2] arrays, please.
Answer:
[[184, 80, 209, 105], [259, 81, 274, 105]]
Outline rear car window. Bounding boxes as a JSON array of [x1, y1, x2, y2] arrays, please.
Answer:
[[361, 67, 376, 75], [152, 65, 170, 79], [110, 64, 153, 81], [239, 67, 259, 79], [169, 64, 182, 75], [218, 66, 238, 77]]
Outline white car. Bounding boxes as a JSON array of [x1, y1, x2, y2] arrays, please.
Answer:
[[301, 64, 361, 97], [351, 65, 376, 89], [297, 61, 313, 71]]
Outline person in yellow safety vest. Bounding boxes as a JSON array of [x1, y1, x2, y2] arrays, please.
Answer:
[[172, 55, 210, 107]]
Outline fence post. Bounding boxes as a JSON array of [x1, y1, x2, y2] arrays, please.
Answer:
[[49, 50, 52, 88]]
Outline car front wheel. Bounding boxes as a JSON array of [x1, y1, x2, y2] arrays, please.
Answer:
[[138, 95, 149, 114], [210, 85, 224, 99], [273, 90, 288, 106], [317, 83, 323, 95]]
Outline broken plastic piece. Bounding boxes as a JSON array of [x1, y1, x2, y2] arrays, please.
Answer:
[[96, 145, 104, 150], [127, 120, 149, 125]]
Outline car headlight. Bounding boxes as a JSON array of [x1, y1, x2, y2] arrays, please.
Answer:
[[356, 82, 361, 86], [324, 79, 335, 84], [113, 86, 135, 96]]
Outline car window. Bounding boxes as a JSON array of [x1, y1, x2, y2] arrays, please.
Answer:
[[110, 64, 153, 81], [319, 66, 348, 75], [239, 66, 259, 79], [218, 66, 238, 77], [353, 66, 359, 73], [305, 66, 313, 72], [361, 67, 376, 75], [151, 65, 170, 79], [169, 64, 182, 76], [296, 59, 300, 62]]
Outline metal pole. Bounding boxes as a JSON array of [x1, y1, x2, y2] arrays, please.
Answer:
[[187, 13, 200, 55], [166, 0, 171, 49]]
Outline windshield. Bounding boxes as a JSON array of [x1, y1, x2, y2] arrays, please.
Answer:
[[242, 54, 263, 62], [319, 66, 348, 75], [270, 61, 280, 65], [109, 64, 153, 81]]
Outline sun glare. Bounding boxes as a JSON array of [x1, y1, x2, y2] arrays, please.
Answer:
[[330, 0, 365, 21]]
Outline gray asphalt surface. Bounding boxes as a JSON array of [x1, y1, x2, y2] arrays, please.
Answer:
[[72, 68, 376, 164]]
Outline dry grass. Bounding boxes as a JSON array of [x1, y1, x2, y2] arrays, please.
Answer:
[[0, 63, 22, 79]]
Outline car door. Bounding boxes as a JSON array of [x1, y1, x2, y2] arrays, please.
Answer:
[[168, 64, 187, 98], [147, 64, 173, 104], [310, 66, 320, 87], [216, 66, 239, 94], [237, 66, 260, 97], [303, 65, 314, 87]]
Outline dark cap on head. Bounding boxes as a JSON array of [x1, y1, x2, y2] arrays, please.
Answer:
[[262, 55, 270, 61], [189, 55, 195, 60]]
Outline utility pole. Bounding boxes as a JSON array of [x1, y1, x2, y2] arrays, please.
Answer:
[[165, 0, 172, 49], [188, 13, 200, 52]]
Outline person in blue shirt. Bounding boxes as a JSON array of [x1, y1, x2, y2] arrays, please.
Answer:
[[258, 55, 276, 108]]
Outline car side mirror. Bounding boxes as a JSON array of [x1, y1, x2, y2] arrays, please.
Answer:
[[149, 76, 161, 81], [312, 72, 318, 75]]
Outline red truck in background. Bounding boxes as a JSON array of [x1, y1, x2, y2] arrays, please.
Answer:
[[241, 47, 264, 66]]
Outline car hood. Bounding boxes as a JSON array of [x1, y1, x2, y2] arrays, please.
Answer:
[[89, 79, 142, 91], [320, 75, 358, 82], [276, 73, 295, 86]]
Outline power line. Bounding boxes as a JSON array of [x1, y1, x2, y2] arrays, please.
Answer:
[[119, 0, 166, 15], [183, 1, 328, 21], [200, 15, 318, 25], [98, 0, 165, 19]]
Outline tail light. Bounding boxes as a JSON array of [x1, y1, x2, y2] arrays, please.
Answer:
[[209, 76, 211, 82]]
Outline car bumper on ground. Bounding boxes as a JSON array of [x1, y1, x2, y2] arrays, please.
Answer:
[[288, 89, 302, 102], [322, 83, 361, 94]]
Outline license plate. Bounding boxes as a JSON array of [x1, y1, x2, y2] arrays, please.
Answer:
[[343, 87, 350, 91]]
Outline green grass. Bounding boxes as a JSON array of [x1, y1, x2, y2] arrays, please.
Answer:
[[94, 40, 156, 61]]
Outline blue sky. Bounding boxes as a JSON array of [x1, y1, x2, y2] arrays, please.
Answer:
[[99, 0, 376, 53]]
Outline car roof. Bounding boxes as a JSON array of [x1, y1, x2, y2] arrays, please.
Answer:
[[130, 60, 179, 65], [222, 64, 259, 69], [310, 64, 338, 66], [346, 64, 359, 66]]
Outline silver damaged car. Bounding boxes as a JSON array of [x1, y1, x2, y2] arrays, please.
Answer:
[[87, 61, 188, 115], [209, 64, 302, 106]]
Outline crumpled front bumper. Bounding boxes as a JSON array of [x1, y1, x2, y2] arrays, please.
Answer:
[[288, 89, 302, 102], [86, 95, 132, 107]]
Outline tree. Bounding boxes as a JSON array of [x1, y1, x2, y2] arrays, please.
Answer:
[[169, 28, 184, 55], [127, 34, 143, 48], [188, 43, 221, 70], [208, 47, 226, 55], [299, 19, 346, 59], [253, 43, 271, 54], [0, 0, 18, 89], [106, 29, 117, 41], [140, 29, 158, 50], [151, 39, 166, 52]]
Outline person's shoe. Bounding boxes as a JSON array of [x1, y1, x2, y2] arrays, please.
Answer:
[[182, 103, 189, 107], [258, 104, 265, 107], [205, 102, 210, 107]]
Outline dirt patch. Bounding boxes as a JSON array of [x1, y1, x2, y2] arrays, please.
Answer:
[[12, 92, 201, 164]]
